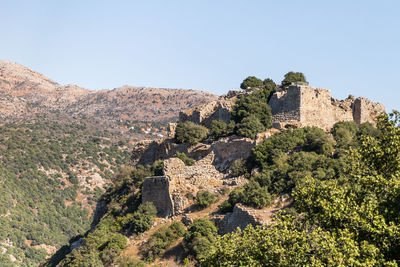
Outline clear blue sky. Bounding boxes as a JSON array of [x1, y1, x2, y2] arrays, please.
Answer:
[[1, 0, 399, 111]]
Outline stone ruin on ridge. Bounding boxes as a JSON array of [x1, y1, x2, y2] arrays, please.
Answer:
[[179, 83, 385, 131], [139, 83, 385, 231]]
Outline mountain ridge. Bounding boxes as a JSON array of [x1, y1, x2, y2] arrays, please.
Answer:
[[0, 60, 218, 125]]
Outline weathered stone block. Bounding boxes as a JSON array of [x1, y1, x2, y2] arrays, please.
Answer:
[[142, 176, 173, 217]]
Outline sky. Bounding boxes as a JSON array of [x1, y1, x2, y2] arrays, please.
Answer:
[[1, 0, 399, 111]]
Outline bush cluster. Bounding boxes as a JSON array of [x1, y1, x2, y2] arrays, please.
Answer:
[[142, 221, 186, 261], [175, 121, 209, 145], [195, 191, 217, 209], [210, 120, 235, 139], [220, 180, 271, 211], [118, 202, 157, 235], [184, 218, 218, 261], [230, 159, 248, 177]]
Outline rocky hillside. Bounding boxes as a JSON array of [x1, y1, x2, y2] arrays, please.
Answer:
[[0, 61, 218, 125], [49, 74, 399, 266]]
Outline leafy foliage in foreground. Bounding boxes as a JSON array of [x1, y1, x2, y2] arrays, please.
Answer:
[[202, 218, 390, 266], [204, 112, 400, 265]]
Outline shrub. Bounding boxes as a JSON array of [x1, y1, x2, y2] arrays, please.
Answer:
[[119, 202, 157, 234], [230, 159, 248, 177], [218, 200, 233, 213], [210, 120, 235, 139], [143, 221, 186, 261], [195, 191, 216, 209], [175, 152, 195, 166], [100, 233, 127, 265], [223, 181, 271, 210], [184, 218, 218, 261], [236, 115, 265, 139], [241, 181, 271, 208], [210, 120, 227, 138], [175, 122, 209, 145], [219, 187, 244, 213]]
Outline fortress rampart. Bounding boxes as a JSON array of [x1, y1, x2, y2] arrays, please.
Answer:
[[269, 85, 385, 130]]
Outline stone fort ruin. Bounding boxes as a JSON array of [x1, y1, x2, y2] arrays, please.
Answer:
[[141, 83, 385, 225], [179, 83, 385, 131]]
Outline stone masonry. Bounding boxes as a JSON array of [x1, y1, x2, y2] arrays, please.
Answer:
[[268, 84, 385, 131], [179, 85, 385, 132], [142, 155, 225, 217], [179, 92, 240, 128]]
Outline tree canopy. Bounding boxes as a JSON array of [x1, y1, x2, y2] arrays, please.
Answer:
[[281, 71, 307, 87], [240, 76, 264, 89]]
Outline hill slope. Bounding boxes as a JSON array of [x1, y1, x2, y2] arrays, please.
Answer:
[[0, 61, 218, 125]]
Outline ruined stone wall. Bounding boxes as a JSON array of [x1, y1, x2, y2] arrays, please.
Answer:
[[142, 176, 173, 217], [179, 95, 238, 128], [353, 97, 386, 124], [268, 85, 301, 128], [142, 156, 225, 217], [269, 85, 385, 131], [219, 204, 262, 234], [211, 135, 255, 171], [133, 135, 255, 171]]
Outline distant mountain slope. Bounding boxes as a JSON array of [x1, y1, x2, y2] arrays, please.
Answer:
[[0, 61, 218, 123], [65, 86, 218, 123]]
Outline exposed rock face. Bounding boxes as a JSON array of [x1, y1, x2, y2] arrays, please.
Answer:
[[179, 93, 239, 127], [211, 136, 255, 171], [132, 135, 255, 172], [269, 85, 385, 131], [142, 156, 225, 217]]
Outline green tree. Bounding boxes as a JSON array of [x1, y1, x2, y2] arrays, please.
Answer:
[[294, 112, 400, 262], [210, 120, 235, 139], [202, 221, 390, 266], [184, 218, 218, 261], [240, 76, 263, 89], [230, 159, 248, 177], [281, 71, 307, 87], [237, 115, 265, 139], [175, 122, 209, 145]]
